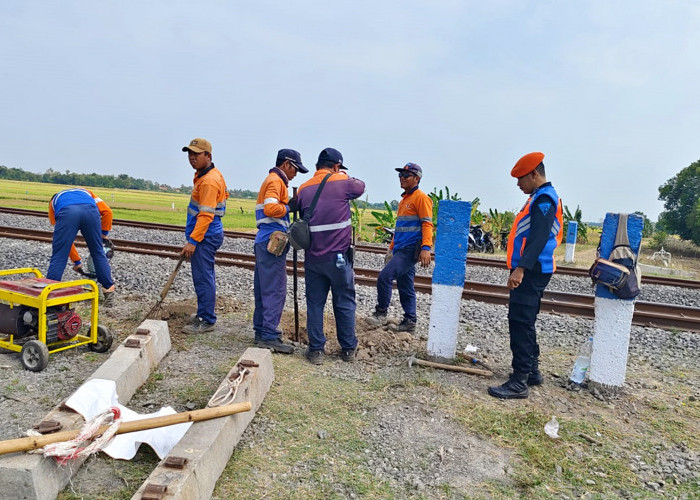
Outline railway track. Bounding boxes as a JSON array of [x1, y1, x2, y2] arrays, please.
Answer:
[[2, 206, 697, 289], [1, 224, 699, 332]]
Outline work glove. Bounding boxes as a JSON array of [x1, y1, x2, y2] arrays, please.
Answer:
[[73, 262, 84, 273], [287, 196, 299, 213]]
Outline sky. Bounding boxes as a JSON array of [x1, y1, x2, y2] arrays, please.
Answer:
[[2, 1, 699, 222]]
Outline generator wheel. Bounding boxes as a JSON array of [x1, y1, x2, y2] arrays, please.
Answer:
[[21, 340, 50, 372], [88, 325, 113, 353]]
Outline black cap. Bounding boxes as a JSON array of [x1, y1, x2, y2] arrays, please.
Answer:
[[317, 147, 347, 170], [276, 149, 308, 173]]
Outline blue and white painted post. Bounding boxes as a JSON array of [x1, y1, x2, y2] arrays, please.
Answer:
[[427, 200, 471, 359], [589, 213, 643, 387], [564, 221, 578, 263]]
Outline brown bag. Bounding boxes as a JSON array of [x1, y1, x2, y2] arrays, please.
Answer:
[[267, 231, 288, 256]]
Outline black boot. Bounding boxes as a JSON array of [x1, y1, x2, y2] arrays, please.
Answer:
[[488, 373, 529, 399], [527, 370, 543, 386], [528, 358, 543, 386]]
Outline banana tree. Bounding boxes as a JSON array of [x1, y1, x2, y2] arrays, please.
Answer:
[[562, 205, 588, 243]]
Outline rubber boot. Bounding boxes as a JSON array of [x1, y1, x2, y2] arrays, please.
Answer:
[[488, 372, 529, 399]]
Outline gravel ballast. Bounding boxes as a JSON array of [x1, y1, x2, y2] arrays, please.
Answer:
[[0, 213, 698, 496]]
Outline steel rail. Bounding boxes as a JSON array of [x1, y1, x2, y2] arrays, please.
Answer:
[[2, 206, 697, 289], [1, 225, 698, 332]]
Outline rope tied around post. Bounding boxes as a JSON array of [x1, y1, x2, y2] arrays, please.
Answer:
[[207, 366, 250, 407]]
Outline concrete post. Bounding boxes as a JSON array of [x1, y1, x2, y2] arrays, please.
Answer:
[[564, 221, 578, 263], [427, 200, 471, 359], [589, 213, 643, 387]]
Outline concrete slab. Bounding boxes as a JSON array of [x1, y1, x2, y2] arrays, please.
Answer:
[[131, 347, 274, 500], [0, 320, 171, 500]]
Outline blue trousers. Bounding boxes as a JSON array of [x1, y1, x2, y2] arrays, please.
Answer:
[[508, 267, 551, 375], [376, 246, 417, 322], [304, 254, 357, 352], [253, 241, 289, 341], [191, 232, 223, 324], [47, 203, 114, 289]]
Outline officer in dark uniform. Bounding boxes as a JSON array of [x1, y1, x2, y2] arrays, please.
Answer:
[[488, 152, 563, 399]]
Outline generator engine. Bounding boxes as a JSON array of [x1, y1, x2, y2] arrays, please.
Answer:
[[0, 304, 82, 342]]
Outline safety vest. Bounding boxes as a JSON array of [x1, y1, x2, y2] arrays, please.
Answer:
[[392, 187, 433, 251], [186, 166, 228, 243], [254, 169, 290, 244], [506, 184, 563, 272]]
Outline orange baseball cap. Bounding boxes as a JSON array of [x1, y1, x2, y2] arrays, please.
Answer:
[[511, 152, 544, 178]]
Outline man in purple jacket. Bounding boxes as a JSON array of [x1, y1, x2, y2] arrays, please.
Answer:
[[297, 148, 366, 365]]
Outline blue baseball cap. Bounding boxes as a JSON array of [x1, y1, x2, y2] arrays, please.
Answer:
[[276, 149, 308, 173], [317, 147, 347, 169], [395, 162, 422, 179]]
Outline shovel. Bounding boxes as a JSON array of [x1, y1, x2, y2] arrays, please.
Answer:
[[143, 256, 185, 320]]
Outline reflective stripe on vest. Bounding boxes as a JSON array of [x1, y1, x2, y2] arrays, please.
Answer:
[[188, 199, 226, 217], [506, 185, 563, 272], [309, 219, 352, 233], [255, 200, 290, 229]]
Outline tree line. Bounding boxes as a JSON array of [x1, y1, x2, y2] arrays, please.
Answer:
[[0, 165, 186, 193], [0, 165, 388, 210], [6, 160, 699, 249]]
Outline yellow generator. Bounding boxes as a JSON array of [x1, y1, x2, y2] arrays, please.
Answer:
[[0, 268, 113, 372]]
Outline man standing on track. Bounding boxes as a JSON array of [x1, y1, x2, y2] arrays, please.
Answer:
[[47, 188, 116, 305], [253, 149, 308, 354], [180, 138, 229, 335], [488, 152, 563, 399], [296, 148, 365, 365], [366, 162, 433, 333]]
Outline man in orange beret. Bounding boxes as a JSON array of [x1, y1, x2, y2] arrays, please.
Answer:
[[488, 152, 563, 399]]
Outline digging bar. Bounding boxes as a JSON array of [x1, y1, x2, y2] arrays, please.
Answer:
[[408, 354, 493, 377]]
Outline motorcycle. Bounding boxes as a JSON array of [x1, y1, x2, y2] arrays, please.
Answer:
[[499, 231, 509, 251], [468, 225, 485, 253], [482, 230, 495, 253], [469, 225, 495, 253]]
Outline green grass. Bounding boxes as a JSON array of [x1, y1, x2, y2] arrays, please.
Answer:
[[215, 357, 393, 499], [0, 178, 383, 239], [0, 178, 259, 230], [57, 447, 161, 500]]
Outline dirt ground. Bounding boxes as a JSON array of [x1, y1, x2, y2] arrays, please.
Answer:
[[1, 292, 697, 499]]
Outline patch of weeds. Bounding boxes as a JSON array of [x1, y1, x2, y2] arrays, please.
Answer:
[[215, 357, 392, 499], [647, 399, 669, 411], [140, 371, 164, 393], [57, 448, 160, 500], [83, 353, 99, 362], [174, 377, 215, 406], [643, 413, 697, 445], [443, 394, 640, 498], [6, 378, 26, 393]]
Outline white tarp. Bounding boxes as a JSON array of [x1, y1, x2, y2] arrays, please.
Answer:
[[64, 378, 192, 460]]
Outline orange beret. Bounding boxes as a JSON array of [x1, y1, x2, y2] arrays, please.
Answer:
[[511, 152, 545, 178]]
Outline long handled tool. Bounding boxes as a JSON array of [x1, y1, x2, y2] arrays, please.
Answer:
[[144, 255, 185, 320], [408, 354, 493, 377], [292, 187, 300, 342], [0, 401, 252, 456]]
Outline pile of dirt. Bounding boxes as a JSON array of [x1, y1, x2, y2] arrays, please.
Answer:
[[276, 308, 424, 362]]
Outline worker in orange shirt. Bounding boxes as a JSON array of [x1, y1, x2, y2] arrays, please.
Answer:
[[253, 148, 308, 354], [47, 188, 116, 305], [366, 163, 433, 333], [180, 138, 229, 334]]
